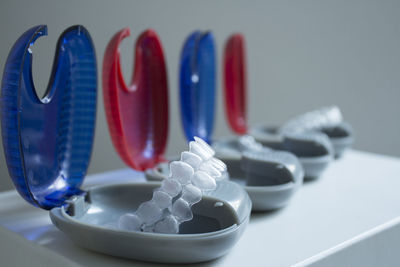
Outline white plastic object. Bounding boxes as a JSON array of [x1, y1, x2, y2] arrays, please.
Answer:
[[118, 137, 227, 234], [279, 106, 343, 134]]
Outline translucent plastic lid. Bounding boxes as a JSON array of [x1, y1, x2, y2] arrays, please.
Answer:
[[223, 33, 247, 135], [0, 25, 97, 209], [179, 31, 216, 144], [102, 28, 169, 171]]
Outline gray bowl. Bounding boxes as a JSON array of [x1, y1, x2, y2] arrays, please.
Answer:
[[50, 182, 251, 264], [320, 122, 354, 158], [250, 125, 335, 179], [251, 123, 354, 160], [214, 142, 303, 211]]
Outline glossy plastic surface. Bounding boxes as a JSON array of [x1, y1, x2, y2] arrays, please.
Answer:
[[223, 34, 247, 135], [50, 182, 251, 263], [103, 28, 169, 171], [180, 31, 216, 144], [212, 137, 304, 210], [0, 25, 97, 209]]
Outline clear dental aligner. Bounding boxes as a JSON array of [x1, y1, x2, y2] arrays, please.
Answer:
[[237, 135, 267, 153], [118, 137, 227, 234], [279, 106, 343, 134]]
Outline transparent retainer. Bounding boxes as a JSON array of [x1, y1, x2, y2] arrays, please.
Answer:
[[116, 137, 229, 234]]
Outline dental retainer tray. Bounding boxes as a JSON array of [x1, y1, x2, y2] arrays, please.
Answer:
[[250, 106, 355, 177], [250, 127, 335, 179], [0, 26, 251, 264], [212, 136, 304, 211]]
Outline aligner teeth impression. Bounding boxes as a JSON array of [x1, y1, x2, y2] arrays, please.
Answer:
[[117, 137, 226, 234], [279, 106, 343, 134]]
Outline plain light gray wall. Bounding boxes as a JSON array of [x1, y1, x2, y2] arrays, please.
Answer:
[[0, 0, 399, 192]]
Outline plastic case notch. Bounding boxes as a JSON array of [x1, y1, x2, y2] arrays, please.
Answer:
[[103, 28, 169, 171], [0, 25, 97, 209], [179, 31, 216, 144]]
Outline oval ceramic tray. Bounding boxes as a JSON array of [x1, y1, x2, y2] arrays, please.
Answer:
[[250, 126, 341, 179], [50, 182, 251, 263], [251, 122, 354, 159]]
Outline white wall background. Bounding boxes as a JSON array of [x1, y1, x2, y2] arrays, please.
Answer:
[[0, 0, 399, 192]]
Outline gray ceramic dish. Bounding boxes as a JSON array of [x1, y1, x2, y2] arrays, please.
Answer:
[[320, 122, 354, 158], [147, 144, 303, 212], [251, 122, 353, 159], [50, 182, 251, 264], [215, 139, 303, 211], [250, 126, 336, 179]]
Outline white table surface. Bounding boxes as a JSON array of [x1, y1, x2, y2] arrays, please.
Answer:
[[1, 150, 400, 267]]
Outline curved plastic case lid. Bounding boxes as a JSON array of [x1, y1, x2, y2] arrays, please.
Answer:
[[103, 28, 169, 171], [180, 31, 216, 144], [0, 25, 97, 209], [223, 34, 247, 135]]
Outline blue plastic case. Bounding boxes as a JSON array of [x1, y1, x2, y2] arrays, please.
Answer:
[[179, 31, 216, 144], [1, 25, 97, 209]]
